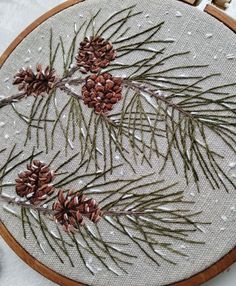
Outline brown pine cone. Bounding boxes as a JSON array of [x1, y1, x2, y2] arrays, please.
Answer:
[[13, 64, 57, 96], [82, 73, 123, 114], [53, 190, 102, 232], [15, 160, 55, 204], [76, 36, 116, 74]]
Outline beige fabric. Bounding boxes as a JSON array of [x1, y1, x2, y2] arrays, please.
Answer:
[[0, 0, 236, 285]]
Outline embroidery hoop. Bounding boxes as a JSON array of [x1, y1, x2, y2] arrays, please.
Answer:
[[0, 1, 236, 285]]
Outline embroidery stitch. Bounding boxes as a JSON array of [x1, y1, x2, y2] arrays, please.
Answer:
[[0, 147, 207, 273], [0, 6, 235, 191], [0, 2, 235, 280]]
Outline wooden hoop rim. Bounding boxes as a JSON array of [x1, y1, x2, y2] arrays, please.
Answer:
[[204, 4, 236, 32], [0, 1, 236, 285]]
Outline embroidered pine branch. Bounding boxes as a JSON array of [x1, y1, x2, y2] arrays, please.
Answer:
[[0, 73, 84, 109], [0, 149, 208, 271], [0, 7, 218, 275], [0, 178, 206, 272], [4, 6, 234, 192], [122, 79, 236, 192], [55, 3, 236, 189], [1, 6, 236, 191], [0, 92, 27, 109], [1, 192, 190, 219], [47, 73, 236, 190], [52, 76, 236, 191], [0, 24, 85, 108], [0, 193, 53, 214]]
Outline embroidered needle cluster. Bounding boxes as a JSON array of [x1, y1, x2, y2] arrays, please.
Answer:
[[0, 3, 235, 275]]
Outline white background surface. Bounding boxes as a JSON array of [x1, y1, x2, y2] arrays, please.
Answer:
[[0, 1, 236, 285]]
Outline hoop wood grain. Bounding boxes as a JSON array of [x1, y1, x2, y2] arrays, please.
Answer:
[[204, 4, 236, 32]]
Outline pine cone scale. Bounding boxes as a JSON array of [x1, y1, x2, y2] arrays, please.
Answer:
[[13, 66, 57, 96], [53, 191, 102, 233], [82, 73, 123, 114], [15, 160, 55, 205], [76, 36, 116, 74]]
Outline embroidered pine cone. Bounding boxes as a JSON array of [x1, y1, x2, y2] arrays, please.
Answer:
[[15, 160, 55, 204], [53, 190, 102, 232], [76, 36, 116, 74], [13, 64, 57, 96], [82, 73, 123, 114]]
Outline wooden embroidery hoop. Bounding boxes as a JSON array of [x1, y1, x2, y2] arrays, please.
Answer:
[[0, 1, 236, 285]]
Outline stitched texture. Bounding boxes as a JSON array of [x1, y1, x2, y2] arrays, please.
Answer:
[[0, 1, 236, 285]]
